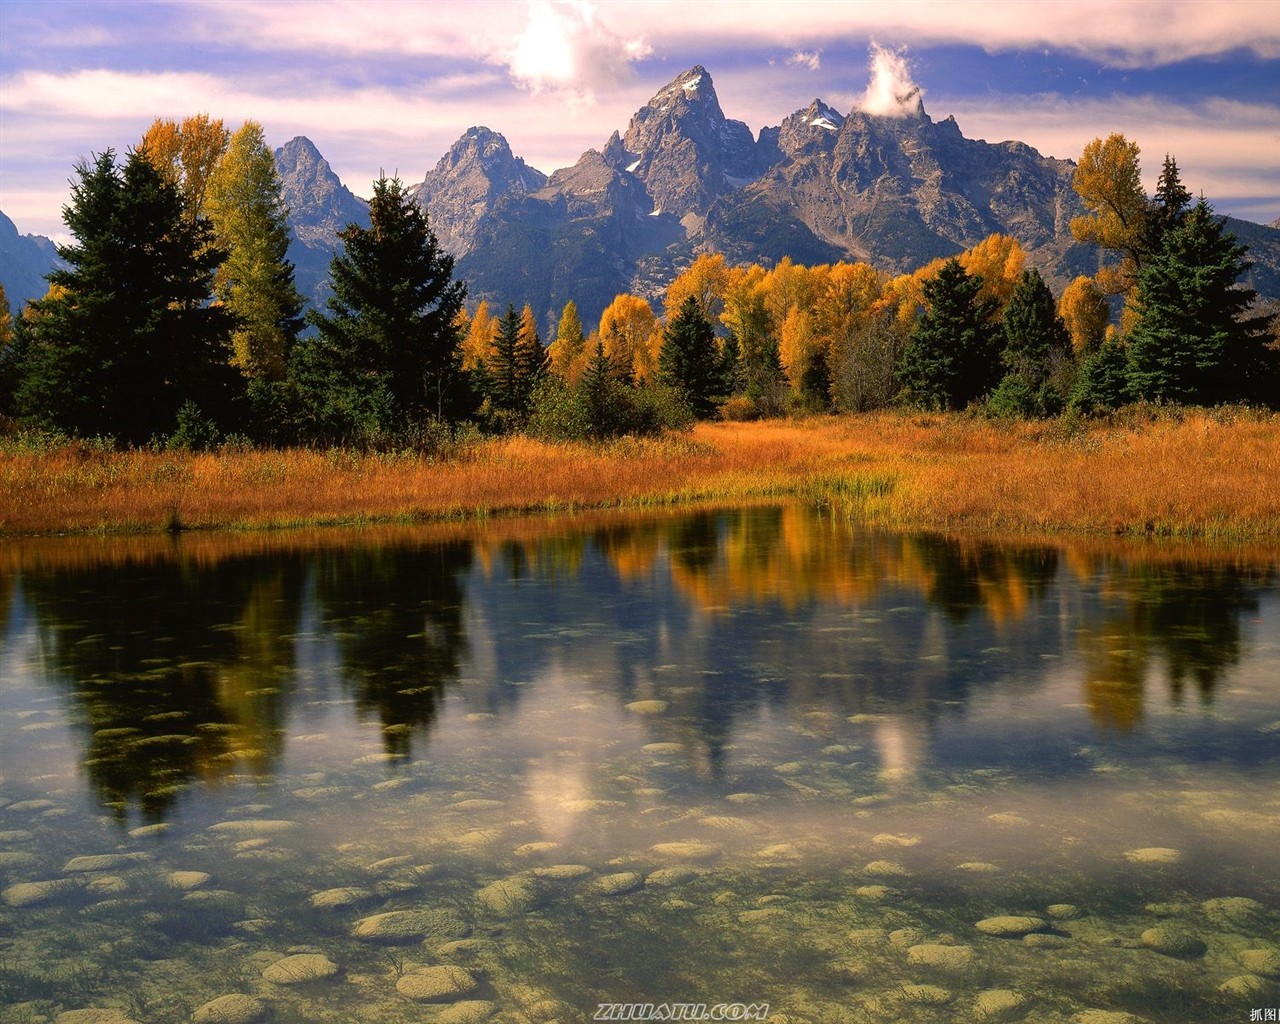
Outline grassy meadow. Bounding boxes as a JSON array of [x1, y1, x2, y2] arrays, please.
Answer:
[[2, 409, 1280, 540]]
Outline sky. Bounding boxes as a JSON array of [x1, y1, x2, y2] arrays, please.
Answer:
[[2, 0, 1279, 244]]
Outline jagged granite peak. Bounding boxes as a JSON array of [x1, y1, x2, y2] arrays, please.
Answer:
[[274, 136, 369, 247], [617, 65, 760, 222], [414, 127, 547, 256], [775, 99, 846, 158], [0, 209, 63, 311]]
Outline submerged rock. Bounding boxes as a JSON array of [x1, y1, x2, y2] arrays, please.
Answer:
[[261, 953, 339, 983], [907, 944, 975, 970], [625, 700, 668, 715], [191, 994, 266, 1024], [974, 989, 1025, 1018], [584, 872, 644, 897], [437, 1001, 498, 1024], [4, 877, 79, 906], [62, 853, 147, 873], [1046, 904, 1081, 920], [354, 908, 470, 943], [476, 876, 537, 915], [651, 841, 720, 861], [54, 1011, 139, 1024], [1219, 974, 1271, 997], [396, 965, 478, 1002], [1140, 926, 1207, 958], [532, 864, 593, 880], [1123, 847, 1180, 864], [310, 886, 373, 909], [900, 983, 952, 1004], [975, 916, 1046, 937], [1238, 947, 1280, 977], [646, 866, 701, 888], [1202, 896, 1267, 930]]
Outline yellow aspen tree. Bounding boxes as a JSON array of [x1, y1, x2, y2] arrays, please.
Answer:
[[461, 300, 498, 370], [548, 300, 585, 380], [957, 234, 1026, 314], [1058, 276, 1111, 355], [138, 114, 229, 220], [664, 252, 729, 323], [598, 293, 657, 380]]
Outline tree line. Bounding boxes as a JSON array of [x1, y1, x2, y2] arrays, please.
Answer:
[[0, 124, 1275, 449]]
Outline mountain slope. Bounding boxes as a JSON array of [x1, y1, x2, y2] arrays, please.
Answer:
[[0, 211, 62, 312]]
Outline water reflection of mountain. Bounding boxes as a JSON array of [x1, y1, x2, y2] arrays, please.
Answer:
[[4, 506, 1275, 818]]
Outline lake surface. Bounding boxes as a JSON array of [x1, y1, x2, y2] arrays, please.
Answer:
[[2, 505, 1278, 1023]]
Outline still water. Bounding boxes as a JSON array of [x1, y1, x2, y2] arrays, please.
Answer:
[[1, 505, 1278, 1023]]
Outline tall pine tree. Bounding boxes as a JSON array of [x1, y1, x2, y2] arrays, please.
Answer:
[[1126, 198, 1277, 406], [299, 174, 466, 440], [15, 150, 237, 443], [896, 258, 999, 410], [659, 295, 722, 417]]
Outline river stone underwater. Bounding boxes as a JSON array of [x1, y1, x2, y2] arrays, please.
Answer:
[[1, 505, 1278, 1024]]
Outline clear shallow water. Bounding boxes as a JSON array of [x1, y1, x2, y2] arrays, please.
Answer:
[[1, 505, 1278, 1023]]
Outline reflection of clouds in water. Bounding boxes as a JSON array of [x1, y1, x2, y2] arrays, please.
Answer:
[[525, 761, 590, 842], [872, 717, 926, 785]]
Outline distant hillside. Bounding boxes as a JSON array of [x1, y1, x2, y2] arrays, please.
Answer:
[[0, 211, 62, 312]]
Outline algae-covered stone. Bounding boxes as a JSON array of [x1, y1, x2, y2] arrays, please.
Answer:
[[354, 909, 470, 943], [513, 841, 559, 857], [310, 886, 373, 909], [957, 862, 1000, 873], [975, 916, 1045, 937], [1219, 974, 1270, 997], [166, 870, 211, 891], [889, 927, 925, 949], [437, 1001, 498, 1024], [1046, 903, 1081, 920], [1123, 847, 1180, 864], [1203, 896, 1266, 930], [261, 953, 338, 984], [1023, 933, 1070, 948], [650, 841, 719, 861], [907, 944, 975, 970], [900, 984, 952, 1004], [395, 965, 478, 1002], [476, 876, 537, 915], [532, 864, 592, 880], [54, 1011, 139, 1024], [647, 867, 701, 888], [4, 878, 78, 906], [855, 885, 895, 902], [584, 871, 644, 897], [1071, 1012, 1144, 1024], [209, 819, 296, 835], [62, 853, 147, 873], [191, 994, 266, 1024], [626, 700, 668, 715], [864, 860, 912, 877], [974, 989, 1026, 1018], [261, 952, 337, 983], [1140, 926, 1206, 958], [1239, 947, 1280, 977]]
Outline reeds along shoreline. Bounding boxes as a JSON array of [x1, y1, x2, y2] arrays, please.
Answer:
[[2, 410, 1279, 541]]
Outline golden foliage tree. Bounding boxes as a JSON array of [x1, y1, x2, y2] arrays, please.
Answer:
[[461, 300, 498, 371], [598, 293, 657, 380], [1071, 134, 1148, 297], [1059, 275, 1111, 356], [138, 114, 229, 220], [664, 252, 729, 323], [549, 300, 586, 381]]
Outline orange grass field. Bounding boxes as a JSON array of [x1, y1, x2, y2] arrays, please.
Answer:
[[2, 410, 1279, 540]]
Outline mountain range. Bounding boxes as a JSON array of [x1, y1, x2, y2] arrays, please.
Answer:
[[4, 65, 1278, 331]]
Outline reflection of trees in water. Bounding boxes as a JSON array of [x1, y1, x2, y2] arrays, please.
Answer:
[[311, 542, 472, 757], [13, 539, 474, 816], [1078, 560, 1272, 731], [15, 555, 306, 821]]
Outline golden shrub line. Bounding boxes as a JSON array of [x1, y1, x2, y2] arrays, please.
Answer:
[[2, 411, 1279, 540]]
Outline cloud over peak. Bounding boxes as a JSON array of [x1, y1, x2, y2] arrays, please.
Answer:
[[508, 0, 651, 98]]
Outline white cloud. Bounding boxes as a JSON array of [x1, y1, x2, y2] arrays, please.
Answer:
[[787, 49, 822, 71], [857, 42, 923, 117], [507, 0, 652, 98]]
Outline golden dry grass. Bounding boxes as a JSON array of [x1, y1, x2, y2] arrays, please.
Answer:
[[2, 409, 1279, 540]]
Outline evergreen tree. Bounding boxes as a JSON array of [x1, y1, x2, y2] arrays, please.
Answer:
[[485, 304, 525, 419], [1147, 154, 1192, 250], [516, 303, 549, 399], [14, 150, 237, 443], [298, 174, 466, 440], [1069, 335, 1131, 412], [1126, 198, 1277, 406], [659, 295, 722, 417], [992, 268, 1073, 415], [896, 258, 999, 410], [205, 120, 304, 381]]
